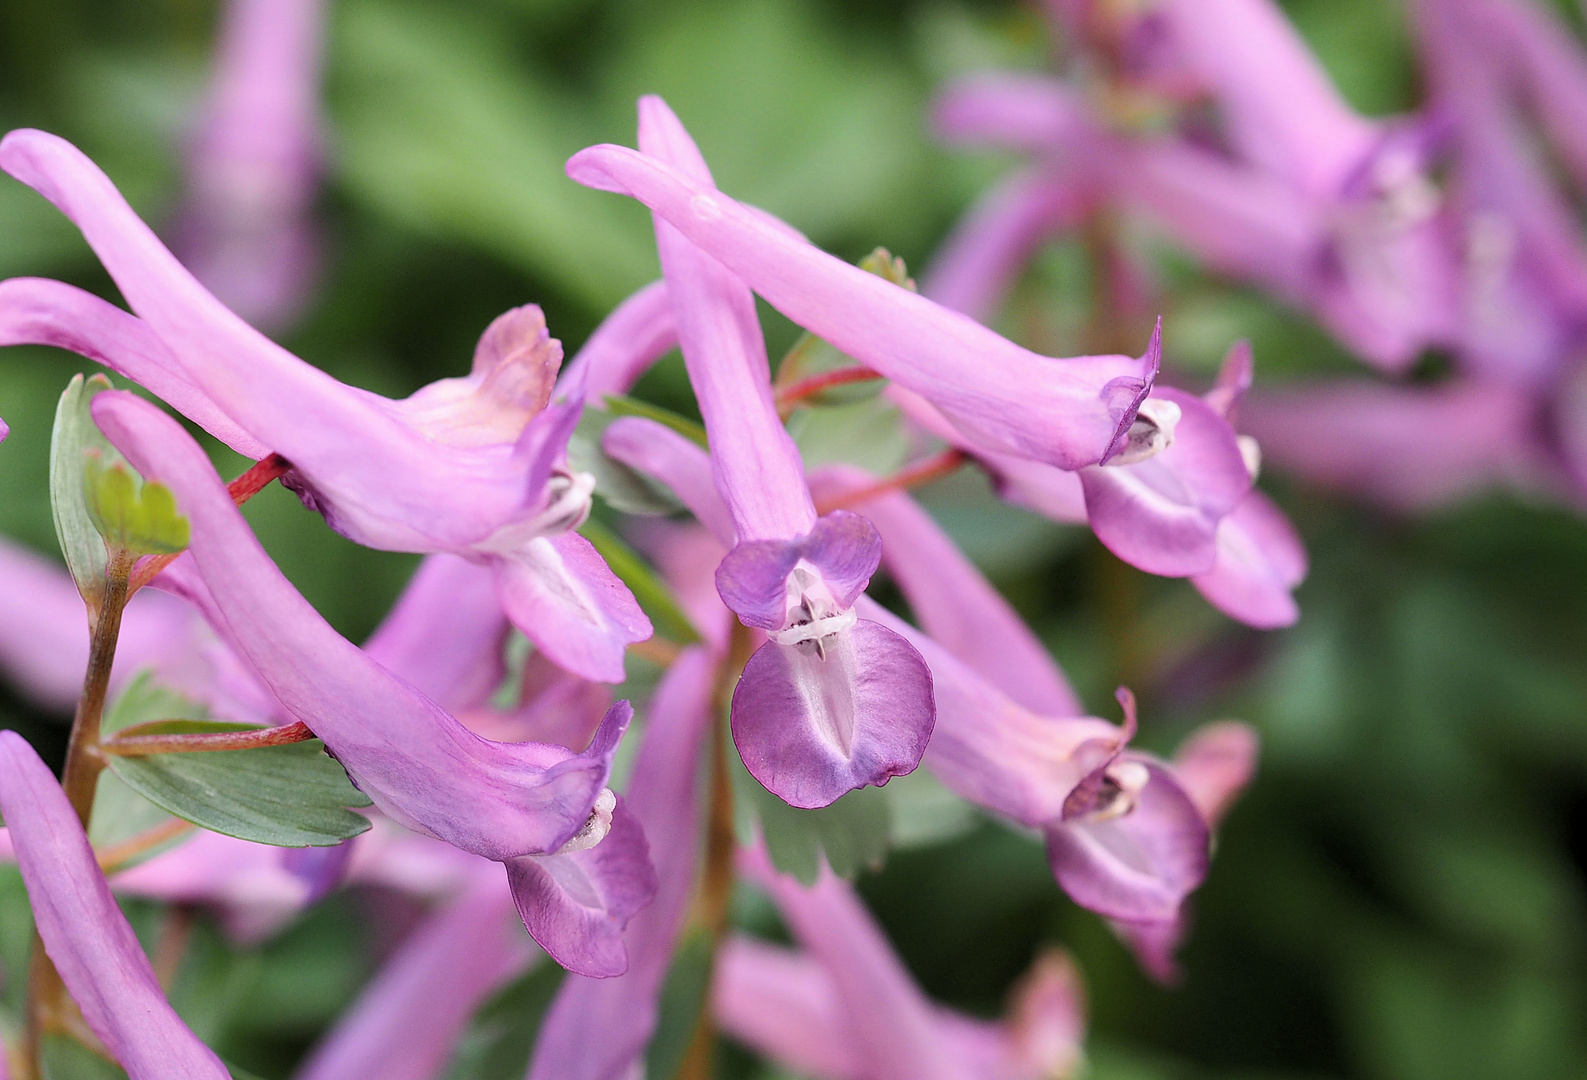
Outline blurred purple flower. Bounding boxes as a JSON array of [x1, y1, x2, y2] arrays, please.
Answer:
[[179, 0, 325, 330], [724, 843, 1086, 1080]]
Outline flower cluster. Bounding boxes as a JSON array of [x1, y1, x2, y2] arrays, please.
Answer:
[[931, 0, 1587, 514], [0, 5, 1308, 1077]]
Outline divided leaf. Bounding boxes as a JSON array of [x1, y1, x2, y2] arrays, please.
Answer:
[[101, 719, 372, 848], [82, 451, 191, 555]]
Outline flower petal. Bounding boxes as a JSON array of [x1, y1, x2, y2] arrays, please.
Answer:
[[505, 798, 659, 978], [732, 619, 934, 808], [713, 511, 882, 630], [1191, 491, 1307, 628], [1045, 760, 1209, 922], [95, 390, 626, 861], [0, 731, 230, 1079], [491, 532, 651, 685], [1079, 387, 1253, 577]]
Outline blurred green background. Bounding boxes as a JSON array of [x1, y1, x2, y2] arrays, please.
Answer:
[[2, 1, 1586, 1078]]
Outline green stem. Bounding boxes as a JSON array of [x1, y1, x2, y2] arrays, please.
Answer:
[[21, 546, 138, 1079]]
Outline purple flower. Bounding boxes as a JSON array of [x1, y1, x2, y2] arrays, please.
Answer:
[[92, 390, 656, 976], [528, 646, 718, 1080], [932, 17, 1457, 371], [0, 129, 650, 683], [0, 731, 230, 1078], [628, 96, 934, 809], [818, 472, 1216, 931], [723, 844, 1086, 1080], [887, 339, 1299, 623], [179, 0, 325, 329], [1243, 376, 1540, 511], [567, 106, 1156, 474]]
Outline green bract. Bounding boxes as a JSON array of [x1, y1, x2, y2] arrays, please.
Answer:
[[49, 373, 115, 602], [82, 450, 192, 556]]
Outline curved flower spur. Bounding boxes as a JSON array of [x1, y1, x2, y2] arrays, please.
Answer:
[[0, 128, 650, 684], [632, 96, 934, 810], [567, 104, 1157, 474], [92, 391, 657, 977]]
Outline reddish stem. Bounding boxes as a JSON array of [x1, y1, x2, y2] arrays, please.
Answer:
[[128, 452, 290, 593], [813, 448, 968, 514], [774, 365, 882, 415], [99, 720, 315, 757]]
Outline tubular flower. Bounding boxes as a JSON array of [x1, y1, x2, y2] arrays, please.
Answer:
[[0, 731, 231, 1079], [723, 844, 1086, 1080], [567, 110, 1156, 474], [179, 0, 325, 329], [528, 647, 719, 1080], [601, 422, 1221, 940], [92, 391, 656, 977], [0, 129, 649, 683], [630, 96, 933, 809], [888, 338, 1298, 622]]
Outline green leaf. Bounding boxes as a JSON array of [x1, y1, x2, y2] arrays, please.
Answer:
[[50, 373, 115, 603], [444, 961, 566, 1080], [603, 394, 708, 448], [786, 396, 908, 475], [580, 520, 702, 645], [336, 0, 657, 313], [644, 926, 715, 1080], [883, 768, 979, 850], [101, 720, 372, 848], [102, 670, 210, 736], [732, 752, 892, 885], [567, 408, 684, 516], [82, 449, 191, 555]]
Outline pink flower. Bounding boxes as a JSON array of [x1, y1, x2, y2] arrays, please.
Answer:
[[0, 129, 650, 683]]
